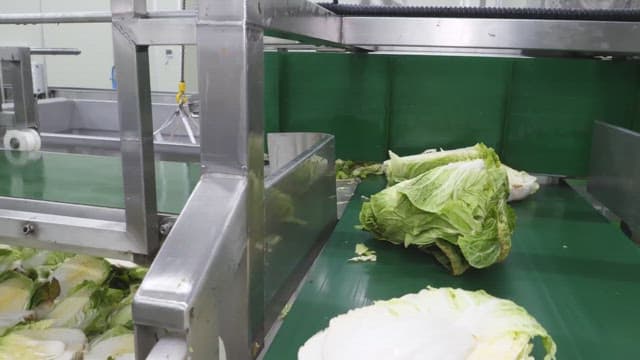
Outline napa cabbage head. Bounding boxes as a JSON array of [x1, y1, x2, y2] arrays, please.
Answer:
[[298, 287, 556, 360], [359, 157, 514, 275]]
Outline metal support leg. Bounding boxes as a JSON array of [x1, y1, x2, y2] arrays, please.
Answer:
[[133, 0, 264, 358], [112, 0, 159, 259], [196, 0, 265, 356]]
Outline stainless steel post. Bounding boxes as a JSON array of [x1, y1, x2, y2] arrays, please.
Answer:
[[132, 0, 264, 358], [111, 0, 159, 260], [196, 0, 265, 356]]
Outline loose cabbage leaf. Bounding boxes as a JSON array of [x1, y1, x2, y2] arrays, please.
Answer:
[[45, 281, 125, 335], [0, 271, 35, 334], [336, 159, 383, 180], [51, 255, 111, 299], [0, 271, 33, 313]]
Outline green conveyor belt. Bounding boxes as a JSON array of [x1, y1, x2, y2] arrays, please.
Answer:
[[264, 177, 640, 359], [0, 151, 200, 214]]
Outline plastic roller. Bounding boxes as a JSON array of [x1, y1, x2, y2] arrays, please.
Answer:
[[3, 129, 42, 152]]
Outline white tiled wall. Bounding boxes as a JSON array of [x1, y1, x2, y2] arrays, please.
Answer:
[[0, 0, 182, 91]]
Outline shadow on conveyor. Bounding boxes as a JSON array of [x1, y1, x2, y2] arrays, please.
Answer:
[[512, 182, 611, 223], [500, 252, 639, 284]]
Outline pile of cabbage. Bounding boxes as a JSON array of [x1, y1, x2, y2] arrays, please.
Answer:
[[359, 144, 539, 275], [299, 287, 557, 360], [0, 246, 143, 359]]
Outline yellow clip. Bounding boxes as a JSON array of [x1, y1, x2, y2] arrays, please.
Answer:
[[176, 81, 187, 105]]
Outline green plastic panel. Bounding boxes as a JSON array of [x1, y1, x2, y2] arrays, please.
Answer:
[[0, 151, 199, 214], [502, 58, 639, 175], [276, 53, 389, 161], [264, 178, 640, 359], [265, 53, 282, 134], [389, 56, 511, 155], [267, 53, 640, 176]]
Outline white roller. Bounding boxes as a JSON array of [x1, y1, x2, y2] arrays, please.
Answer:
[[3, 129, 41, 152]]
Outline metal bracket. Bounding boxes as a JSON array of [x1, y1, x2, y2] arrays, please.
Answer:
[[0, 47, 39, 130]]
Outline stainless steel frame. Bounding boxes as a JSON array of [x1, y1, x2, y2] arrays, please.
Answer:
[[342, 17, 640, 54], [112, 0, 160, 261], [5, 1, 640, 359]]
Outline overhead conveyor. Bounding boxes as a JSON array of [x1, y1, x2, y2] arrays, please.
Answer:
[[1, 1, 640, 359]]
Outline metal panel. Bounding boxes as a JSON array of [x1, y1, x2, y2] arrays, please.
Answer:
[[0, 209, 135, 258], [0, 47, 38, 129], [3, 98, 72, 133], [112, 0, 160, 258], [588, 121, 640, 230], [342, 17, 640, 54], [0, 195, 141, 259], [267, 132, 329, 171], [263, 133, 336, 333], [0, 196, 125, 221], [262, 0, 342, 45], [113, 18, 196, 45]]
